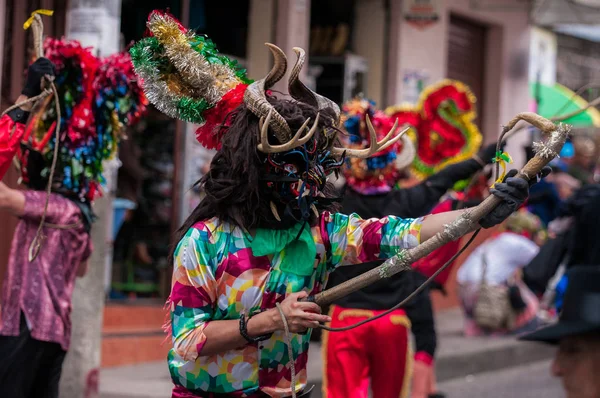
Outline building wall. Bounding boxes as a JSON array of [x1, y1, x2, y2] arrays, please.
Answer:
[[388, 0, 531, 167], [353, 0, 387, 106]]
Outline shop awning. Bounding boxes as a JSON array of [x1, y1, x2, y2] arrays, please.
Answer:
[[532, 0, 600, 27], [529, 82, 600, 127]]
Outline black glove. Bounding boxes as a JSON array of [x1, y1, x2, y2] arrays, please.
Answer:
[[479, 166, 551, 228], [476, 142, 506, 166], [22, 57, 55, 97]]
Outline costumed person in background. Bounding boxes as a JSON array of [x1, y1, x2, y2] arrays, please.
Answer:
[[131, 11, 541, 398], [0, 32, 146, 397], [523, 183, 600, 319], [0, 56, 93, 398], [519, 266, 600, 398], [567, 136, 596, 185], [456, 209, 545, 336], [524, 144, 580, 227], [323, 96, 497, 398]]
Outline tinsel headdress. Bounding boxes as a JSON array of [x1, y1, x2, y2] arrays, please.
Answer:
[[20, 38, 147, 202], [341, 97, 415, 194], [130, 11, 406, 159]]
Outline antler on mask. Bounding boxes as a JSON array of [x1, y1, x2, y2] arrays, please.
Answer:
[[257, 110, 320, 153], [334, 115, 411, 159]]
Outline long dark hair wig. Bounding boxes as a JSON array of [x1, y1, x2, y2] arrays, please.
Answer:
[[169, 96, 342, 264]]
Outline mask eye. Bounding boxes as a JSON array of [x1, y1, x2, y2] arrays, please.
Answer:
[[284, 164, 298, 174]]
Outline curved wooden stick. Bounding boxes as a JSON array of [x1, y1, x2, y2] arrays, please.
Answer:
[[311, 112, 570, 307], [2, 13, 50, 120], [31, 14, 44, 59]]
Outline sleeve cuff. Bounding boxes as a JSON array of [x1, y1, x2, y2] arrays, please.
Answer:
[[7, 107, 30, 124], [414, 351, 434, 366], [409, 216, 424, 247]]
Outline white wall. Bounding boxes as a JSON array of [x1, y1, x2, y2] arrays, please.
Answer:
[[388, 0, 532, 167]]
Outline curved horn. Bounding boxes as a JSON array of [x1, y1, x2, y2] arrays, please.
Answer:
[[263, 43, 288, 88], [395, 132, 416, 170], [244, 43, 291, 142], [288, 47, 341, 120]]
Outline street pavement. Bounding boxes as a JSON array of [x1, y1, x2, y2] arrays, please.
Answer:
[[101, 361, 564, 398], [438, 360, 564, 398], [99, 308, 558, 398]]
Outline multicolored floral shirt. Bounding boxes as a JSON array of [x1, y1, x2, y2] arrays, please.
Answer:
[[168, 211, 423, 397]]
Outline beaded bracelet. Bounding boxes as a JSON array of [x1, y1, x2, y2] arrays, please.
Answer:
[[239, 311, 273, 343]]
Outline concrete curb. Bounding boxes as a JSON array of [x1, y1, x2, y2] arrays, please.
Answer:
[[436, 340, 555, 382], [433, 308, 556, 382]]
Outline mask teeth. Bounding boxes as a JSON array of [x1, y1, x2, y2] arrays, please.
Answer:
[[270, 201, 281, 222]]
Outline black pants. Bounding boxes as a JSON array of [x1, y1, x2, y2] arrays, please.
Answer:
[[0, 313, 66, 398]]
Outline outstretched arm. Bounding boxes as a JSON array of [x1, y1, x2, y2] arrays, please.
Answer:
[[0, 182, 24, 216], [325, 171, 535, 268], [420, 171, 535, 241], [390, 144, 497, 218]]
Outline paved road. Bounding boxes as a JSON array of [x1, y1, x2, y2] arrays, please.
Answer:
[[305, 360, 562, 398], [438, 360, 564, 398], [101, 360, 563, 398]]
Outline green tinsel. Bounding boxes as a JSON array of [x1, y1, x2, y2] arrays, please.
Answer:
[[130, 37, 166, 71], [177, 96, 211, 124], [190, 35, 253, 85], [131, 36, 210, 123]]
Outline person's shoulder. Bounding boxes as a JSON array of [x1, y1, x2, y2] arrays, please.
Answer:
[[498, 232, 536, 248], [319, 211, 363, 226], [27, 191, 83, 218], [25, 190, 69, 206], [185, 217, 223, 241]]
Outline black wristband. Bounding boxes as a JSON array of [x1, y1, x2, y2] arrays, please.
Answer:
[[7, 107, 30, 124], [239, 312, 273, 344]]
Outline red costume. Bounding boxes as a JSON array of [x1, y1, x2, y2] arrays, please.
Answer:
[[0, 113, 26, 181], [324, 307, 412, 398]]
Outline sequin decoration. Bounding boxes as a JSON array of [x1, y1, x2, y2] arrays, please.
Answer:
[[385, 79, 482, 180]]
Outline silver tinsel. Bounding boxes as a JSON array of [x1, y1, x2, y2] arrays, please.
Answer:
[[532, 123, 571, 159], [131, 42, 202, 123], [147, 13, 241, 107]]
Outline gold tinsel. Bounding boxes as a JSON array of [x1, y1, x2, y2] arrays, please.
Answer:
[[147, 13, 239, 106]]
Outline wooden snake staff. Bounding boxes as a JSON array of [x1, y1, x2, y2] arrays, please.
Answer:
[[307, 112, 570, 307], [0, 11, 62, 261]]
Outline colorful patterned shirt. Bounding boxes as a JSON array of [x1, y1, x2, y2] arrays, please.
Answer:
[[168, 211, 423, 397]]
